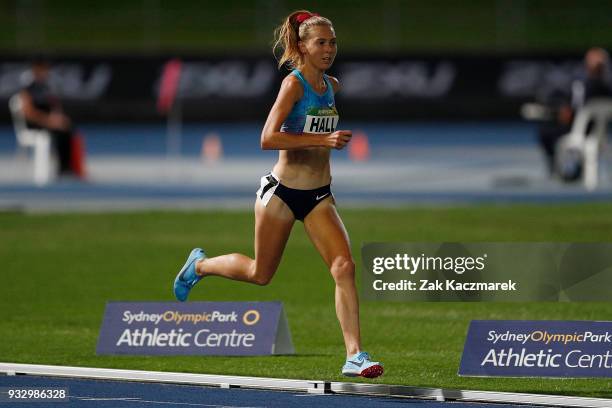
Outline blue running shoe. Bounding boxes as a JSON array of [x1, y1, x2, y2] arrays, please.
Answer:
[[342, 351, 384, 378], [173, 248, 206, 302]]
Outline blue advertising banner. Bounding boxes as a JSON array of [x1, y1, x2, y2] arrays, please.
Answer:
[[96, 302, 294, 356], [459, 320, 612, 378]]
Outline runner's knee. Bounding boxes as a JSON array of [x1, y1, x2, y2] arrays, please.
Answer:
[[252, 273, 273, 286], [250, 262, 275, 286], [330, 256, 355, 283]]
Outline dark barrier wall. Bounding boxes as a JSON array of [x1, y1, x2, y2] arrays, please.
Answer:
[[0, 54, 585, 122]]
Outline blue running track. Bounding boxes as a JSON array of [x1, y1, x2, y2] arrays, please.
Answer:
[[0, 375, 545, 408]]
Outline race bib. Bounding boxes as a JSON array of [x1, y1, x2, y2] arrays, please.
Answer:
[[303, 107, 339, 134]]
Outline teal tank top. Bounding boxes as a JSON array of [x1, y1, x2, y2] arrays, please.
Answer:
[[280, 69, 339, 135]]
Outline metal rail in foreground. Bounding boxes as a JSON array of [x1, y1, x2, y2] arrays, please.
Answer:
[[1, 362, 610, 408]]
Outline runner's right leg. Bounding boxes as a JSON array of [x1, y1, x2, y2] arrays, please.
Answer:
[[195, 196, 295, 285]]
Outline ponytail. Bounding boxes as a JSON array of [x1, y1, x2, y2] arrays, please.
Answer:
[[273, 10, 333, 70]]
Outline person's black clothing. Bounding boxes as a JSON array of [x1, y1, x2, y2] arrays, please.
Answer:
[[584, 77, 612, 100], [537, 77, 612, 176], [25, 80, 53, 113], [538, 122, 572, 175], [23, 80, 74, 175]]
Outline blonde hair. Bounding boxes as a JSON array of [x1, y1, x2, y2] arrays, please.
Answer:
[[273, 10, 333, 70]]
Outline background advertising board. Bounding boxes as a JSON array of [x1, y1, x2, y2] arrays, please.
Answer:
[[460, 320, 612, 378], [96, 302, 294, 356]]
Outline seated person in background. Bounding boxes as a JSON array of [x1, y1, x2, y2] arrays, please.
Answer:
[[538, 47, 612, 177], [20, 58, 76, 177]]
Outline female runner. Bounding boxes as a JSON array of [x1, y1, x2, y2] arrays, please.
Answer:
[[173, 10, 383, 378]]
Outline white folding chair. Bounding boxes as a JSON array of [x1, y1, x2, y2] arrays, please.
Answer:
[[557, 98, 612, 190], [8, 93, 55, 186]]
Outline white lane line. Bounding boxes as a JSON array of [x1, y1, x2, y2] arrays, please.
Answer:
[[132, 401, 264, 408], [77, 397, 141, 401], [71, 395, 264, 408]]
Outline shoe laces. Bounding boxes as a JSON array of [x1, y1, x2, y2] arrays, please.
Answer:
[[350, 351, 370, 362]]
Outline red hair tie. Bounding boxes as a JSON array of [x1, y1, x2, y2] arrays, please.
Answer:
[[295, 12, 319, 25]]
